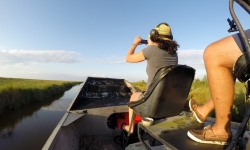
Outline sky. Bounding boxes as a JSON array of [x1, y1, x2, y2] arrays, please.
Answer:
[[0, 0, 249, 82]]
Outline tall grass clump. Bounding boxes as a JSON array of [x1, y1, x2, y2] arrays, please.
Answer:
[[132, 80, 147, 91], [0, 77, 82, 115], [187, 76, 210, 105]]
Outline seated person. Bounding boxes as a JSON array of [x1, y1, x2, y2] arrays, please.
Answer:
[[124, 22, 179, 133]]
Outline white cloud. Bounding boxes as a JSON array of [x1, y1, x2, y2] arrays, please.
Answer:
[[178, 49, 204, 69], [92, 50, 205, 67], [86, 55, 126, 64], [0, 49, 84, 66], [0, 68, 86, 81], [86, 49, 206, 79], [178, 49, 206, 78]]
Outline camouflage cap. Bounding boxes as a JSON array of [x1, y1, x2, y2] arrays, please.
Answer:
[[154, 23, 173, 41]]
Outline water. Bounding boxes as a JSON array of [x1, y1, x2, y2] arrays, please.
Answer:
[[0, 84, 82, 150]]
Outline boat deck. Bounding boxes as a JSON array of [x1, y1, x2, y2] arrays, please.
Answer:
[[79, 133, 168, 150], [77, 111, 240, 150], [137, 112, 240, 150], [79, 134, 123, 150]]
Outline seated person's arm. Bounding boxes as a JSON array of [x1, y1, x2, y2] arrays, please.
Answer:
[[126, 36, 146, 63], [126, 50, 145, 63]]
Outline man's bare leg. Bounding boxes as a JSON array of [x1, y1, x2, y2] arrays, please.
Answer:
[[198, 35, 242, 135], [196, 98, 214, 119]]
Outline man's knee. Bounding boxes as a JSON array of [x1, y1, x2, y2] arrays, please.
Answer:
[[203, 36, 242, 68], [203, 43, 216, 64]]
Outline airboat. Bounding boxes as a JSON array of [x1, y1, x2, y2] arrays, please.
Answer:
[[42, 0, 250, 149]]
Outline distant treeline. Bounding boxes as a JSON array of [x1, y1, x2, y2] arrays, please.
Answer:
[[132, 76, 247, 123], [0, 77, 82, 115]]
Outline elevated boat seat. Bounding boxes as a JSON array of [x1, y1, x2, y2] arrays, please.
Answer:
[[124, 65, 196, 149], [128, 65, 195, 119]]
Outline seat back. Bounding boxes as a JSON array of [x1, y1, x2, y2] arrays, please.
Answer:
[[128, 65, 195, 119]]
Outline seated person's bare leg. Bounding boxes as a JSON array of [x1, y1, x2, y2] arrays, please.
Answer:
[[123, 92, 142, 133], [197, 35, 242, 135]]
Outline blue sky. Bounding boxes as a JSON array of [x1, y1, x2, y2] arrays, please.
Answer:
[[0, 0, 249, 82]]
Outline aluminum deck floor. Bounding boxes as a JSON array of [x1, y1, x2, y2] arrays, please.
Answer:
[[137, 112, 240, 150]]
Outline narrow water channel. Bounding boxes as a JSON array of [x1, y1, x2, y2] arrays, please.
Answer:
[[0, 84, 82, 150]]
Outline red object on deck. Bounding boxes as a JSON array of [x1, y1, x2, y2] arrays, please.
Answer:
[[116, 112, 142, 129]]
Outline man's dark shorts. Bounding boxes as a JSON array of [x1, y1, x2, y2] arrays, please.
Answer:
[[232, 29, 250, 52]]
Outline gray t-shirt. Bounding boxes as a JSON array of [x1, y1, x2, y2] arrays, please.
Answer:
[[142, 45, 178, 89]]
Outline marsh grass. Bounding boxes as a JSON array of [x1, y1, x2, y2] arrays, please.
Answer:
[[132, 80, 147, 91], [132, 76, 247, 123], [0, 77, 82, 115]]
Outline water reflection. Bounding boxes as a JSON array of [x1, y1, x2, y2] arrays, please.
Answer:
[[0, 93, 64, 133], [0, 84, 82, 150], [0, 129, 13, 140]]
